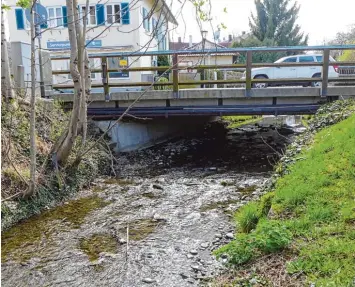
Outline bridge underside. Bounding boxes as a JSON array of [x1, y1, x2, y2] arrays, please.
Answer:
[[55, 87, 355, 119], [87, 104, 321, 119]]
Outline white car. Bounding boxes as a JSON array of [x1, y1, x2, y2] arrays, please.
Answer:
[[242, 54, 339, 88]]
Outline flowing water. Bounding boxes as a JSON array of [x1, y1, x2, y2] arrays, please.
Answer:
[[1, 116, 304, 287]]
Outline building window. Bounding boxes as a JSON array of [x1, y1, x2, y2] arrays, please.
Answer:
[[48, 7, 63, 28], [142, 7, 150, 31], [81, 5, 96, 26], [106, 4, 121, 24], [108, 56, 129, 78], [89, 58, 101, 79]]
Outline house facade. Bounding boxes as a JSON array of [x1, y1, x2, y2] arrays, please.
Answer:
[[6, 0, 177, 89]]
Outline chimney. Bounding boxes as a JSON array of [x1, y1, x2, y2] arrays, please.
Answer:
[[228, 34, 232, 42], [178, 37, 181, 43], [189, 35, 193, 47]]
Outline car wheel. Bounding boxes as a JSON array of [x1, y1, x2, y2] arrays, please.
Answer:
[[253, 75, 268, 88], [311, 73, 322, 87]]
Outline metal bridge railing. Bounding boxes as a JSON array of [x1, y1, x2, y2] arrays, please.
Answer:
[[51, 45, 355, 98]]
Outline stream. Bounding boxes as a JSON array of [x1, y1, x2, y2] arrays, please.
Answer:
[[1, 116, 304, 287]]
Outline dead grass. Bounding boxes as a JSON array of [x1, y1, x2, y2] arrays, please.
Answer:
[[211, 252, 304, 287]]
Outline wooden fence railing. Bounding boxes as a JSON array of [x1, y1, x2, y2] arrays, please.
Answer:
[[51, 45, 355, 97]]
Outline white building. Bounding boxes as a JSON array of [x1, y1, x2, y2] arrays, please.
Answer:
[[6, 0, 178, 90]]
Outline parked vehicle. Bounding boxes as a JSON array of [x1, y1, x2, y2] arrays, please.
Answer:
[[241, 54, 339, 88]]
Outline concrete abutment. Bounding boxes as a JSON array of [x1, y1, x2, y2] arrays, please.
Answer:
[[95, 117, 215, 152]]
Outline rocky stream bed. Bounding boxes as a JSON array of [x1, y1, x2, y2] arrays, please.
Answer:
[[1, 116, 305, 287]]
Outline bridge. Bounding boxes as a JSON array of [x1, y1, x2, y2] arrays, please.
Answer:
[[50, 45, 355, 151], [51, 45, 355, 119]]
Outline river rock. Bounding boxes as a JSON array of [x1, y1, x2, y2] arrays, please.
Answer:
[[142, 278, 155, 284], [190, 250, 198, 255], [226, 233, 234, 239], [200, 242, 209, 248], [187, 254, 194, 259], [152, 184, 163, 190], [180, 273, 189, 279], [215, 233, 222, 238], [191, 265, 200, 271]]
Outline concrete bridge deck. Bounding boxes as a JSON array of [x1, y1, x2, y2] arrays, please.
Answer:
[[54, 86, 355, 118]]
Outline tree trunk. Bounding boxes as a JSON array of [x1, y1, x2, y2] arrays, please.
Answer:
[[80, 50, 90, 145], [1, 8, 15, 100], [77, 0, 90, 145], [51, 0, 82, 166], [25, 2, 37, 197]]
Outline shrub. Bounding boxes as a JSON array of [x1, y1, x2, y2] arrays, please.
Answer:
[[254, 220, 292, 253], [214, 233, 256, 265], [154, 77, 171, 90], [215, 221, 292, 265], [235, 202, 260, 233]]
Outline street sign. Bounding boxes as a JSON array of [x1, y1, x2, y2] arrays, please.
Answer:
[[25, 3, 48, 26], [47, 40, 102, 49]]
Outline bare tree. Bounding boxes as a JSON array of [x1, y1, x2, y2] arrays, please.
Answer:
[[51, 0, 87, 166], [25, 0, 37, 197], [1, 5, 15, 100]]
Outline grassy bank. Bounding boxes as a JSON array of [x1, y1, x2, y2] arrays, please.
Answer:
[[215, 108, 355, 286]]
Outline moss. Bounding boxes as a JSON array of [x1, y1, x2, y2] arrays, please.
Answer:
[[92, 186, 106, 193], [222, 116, 261, 129], [220, 181, 235, 187], [200, 199, 240, 213], [141, 192, 160, 199], [237, 185, 257, 194], [1, 195, 110, 263], [103, 178, 134, 185], [79, 233, 118, 262], [118, 219, 163, 241]]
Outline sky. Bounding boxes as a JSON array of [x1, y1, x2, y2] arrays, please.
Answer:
[[169, 0, 355, 45]]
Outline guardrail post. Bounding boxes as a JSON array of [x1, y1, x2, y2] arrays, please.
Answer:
[[245, 51, 252, 97], [172, 53, 179, 98], [321, 49, 330, 97], [101, 56, 110, 101]]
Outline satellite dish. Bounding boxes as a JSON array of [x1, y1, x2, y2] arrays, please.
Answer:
[[25, 3, 48, 26]]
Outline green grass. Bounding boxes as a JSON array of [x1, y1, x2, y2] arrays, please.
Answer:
[[235, 202, 260, 233], [215, 114, 355, 286], [222, 116, 261, 129]]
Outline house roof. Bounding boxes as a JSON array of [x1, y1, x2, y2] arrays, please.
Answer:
[[186, 39, 227, 50], [160, 0, 178, 25], [169, 39, 227, 51], [169, 41, 191, 50]]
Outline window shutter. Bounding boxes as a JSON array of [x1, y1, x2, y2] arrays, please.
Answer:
[[40, 18, 48, 29], [142, 8, 146, 29], [152, 18, 156, 38], [121, 3, 130, 25], [62, 6, 68, 27], [15, 9, 25, 30], [96, 4, 105, 25], [147, 13, 150, 32]]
